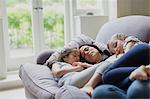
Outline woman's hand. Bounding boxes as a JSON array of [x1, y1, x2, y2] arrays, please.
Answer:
[[80, 85, 94, 96]]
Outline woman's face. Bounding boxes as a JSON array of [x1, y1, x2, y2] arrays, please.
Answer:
[[79, 45, 102, 64], [108, 39, 124, 55]]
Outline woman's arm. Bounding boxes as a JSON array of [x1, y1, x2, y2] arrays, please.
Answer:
[[52, 63, 84, 78], [80, 73, 103, 96]]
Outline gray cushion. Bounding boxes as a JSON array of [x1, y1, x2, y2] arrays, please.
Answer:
[[96, 15, 150, 44], [36, 50, 55, 65], [19, 63, 59, 99], [55, 86, 90, 99]]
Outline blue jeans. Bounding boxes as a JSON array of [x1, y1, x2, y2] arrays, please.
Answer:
[[103, 44, 150, 90], [92, 80, 150, 99], [92, 84, 127, 99]]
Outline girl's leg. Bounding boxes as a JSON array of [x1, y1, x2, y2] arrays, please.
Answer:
[[103, 67, 136, 90], [108, 44, 149, 70]]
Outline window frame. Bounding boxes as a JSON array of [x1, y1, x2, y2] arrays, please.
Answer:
[[0, 0, 68, 79], [64, 0, 108, 42], [0, 0, 45, 74]]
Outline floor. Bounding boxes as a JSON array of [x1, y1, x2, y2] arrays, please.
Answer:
[[0, 88, 26, 99]]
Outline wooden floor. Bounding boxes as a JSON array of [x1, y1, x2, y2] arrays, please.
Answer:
[[0, 88, 26, 99]]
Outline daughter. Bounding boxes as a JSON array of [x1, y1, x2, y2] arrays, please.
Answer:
[[107, 33, 149, 81], [52, 48, 92, 87], [107, 33, 143, 56]]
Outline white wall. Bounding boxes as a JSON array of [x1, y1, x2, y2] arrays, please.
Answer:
[[75, 16, 108, 39]]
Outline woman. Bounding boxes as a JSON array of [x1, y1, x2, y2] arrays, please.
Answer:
[[92, 44, 150, 99]]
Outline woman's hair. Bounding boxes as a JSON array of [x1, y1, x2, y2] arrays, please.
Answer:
[[79, 44, 107, 64], [58, 48, 73, 62]]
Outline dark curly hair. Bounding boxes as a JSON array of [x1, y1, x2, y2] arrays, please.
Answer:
[[79, 44, 110, 64]]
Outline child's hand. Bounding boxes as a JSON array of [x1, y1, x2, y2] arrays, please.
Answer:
[[72, 62, 91, 68], [115, 48, 124, 58], [72, 62, 82, 67], [76, 65, 84, 71]]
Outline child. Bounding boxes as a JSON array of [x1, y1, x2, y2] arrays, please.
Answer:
[[52, 48, 91, 87], [107, 33, 143, 56], [107, 34, 149, 82]]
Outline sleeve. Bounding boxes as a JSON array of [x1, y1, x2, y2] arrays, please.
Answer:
[[124, 36, 141, 48], [95, 61, 112, 74], [51, 62, 63, 74]]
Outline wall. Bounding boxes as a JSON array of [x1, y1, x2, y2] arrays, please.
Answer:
[[75, 15, 108, 39], [149, 0, 150, 15], [109, 0, 150, 20], [130, 0, 149, 16]]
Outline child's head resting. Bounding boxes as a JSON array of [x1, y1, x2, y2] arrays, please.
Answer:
[[107, 33, 128, 55], [58, 48, 80, 65]]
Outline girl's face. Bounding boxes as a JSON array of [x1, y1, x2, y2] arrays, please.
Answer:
[[80, 45, 102, 64], [108, 39, 124, 55], [64, 49, 80, 64]]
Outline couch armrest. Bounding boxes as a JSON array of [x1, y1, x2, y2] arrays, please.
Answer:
[[36, 50, 55, 65], [19, 63, 59, 99], [55, 86, 91, 99]]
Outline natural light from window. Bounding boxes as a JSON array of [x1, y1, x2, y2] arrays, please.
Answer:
[[43, 0, 64, 49], [7, 0, 33, 57]]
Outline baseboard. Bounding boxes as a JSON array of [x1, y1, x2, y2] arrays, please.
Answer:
[[0, 71, 23, 91]]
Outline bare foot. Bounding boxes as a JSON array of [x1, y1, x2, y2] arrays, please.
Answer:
[[129, 65, 148, 80], [145, 64, 150, 76], [80, 86, 93, 96]]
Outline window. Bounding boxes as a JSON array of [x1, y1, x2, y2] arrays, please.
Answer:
[[65, 0, 107, 42], [0, 0, 107, 80], [0, 0, 66, 79], [77, 0, 98, 9], [7, 0, 33, 57], [76, 0, 104, 16], [6, 0, 34, 71], [43, 0, 64, 49]]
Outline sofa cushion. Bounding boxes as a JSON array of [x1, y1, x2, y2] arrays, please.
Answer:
[[19, 63, 59, 99], [96, 15, 150, 44], [36, 50, 55, 65], [55, 85, 90, 99]]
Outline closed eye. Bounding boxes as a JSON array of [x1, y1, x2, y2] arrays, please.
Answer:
[[113, 42, 117, 48], [84, 47, 89, 51]]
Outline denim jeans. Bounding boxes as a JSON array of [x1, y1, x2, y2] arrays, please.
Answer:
[[92, 84, 127, 99], [127, 80, 150, 99], [92, 80, 150, 99]]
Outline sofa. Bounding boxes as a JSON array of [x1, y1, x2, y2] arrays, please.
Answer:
[[19, 15, 150, 99]]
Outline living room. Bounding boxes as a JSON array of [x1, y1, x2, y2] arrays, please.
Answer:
[[0, 0, 150, 99]]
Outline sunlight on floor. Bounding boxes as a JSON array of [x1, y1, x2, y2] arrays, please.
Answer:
[[0, 88, 26, 99]]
